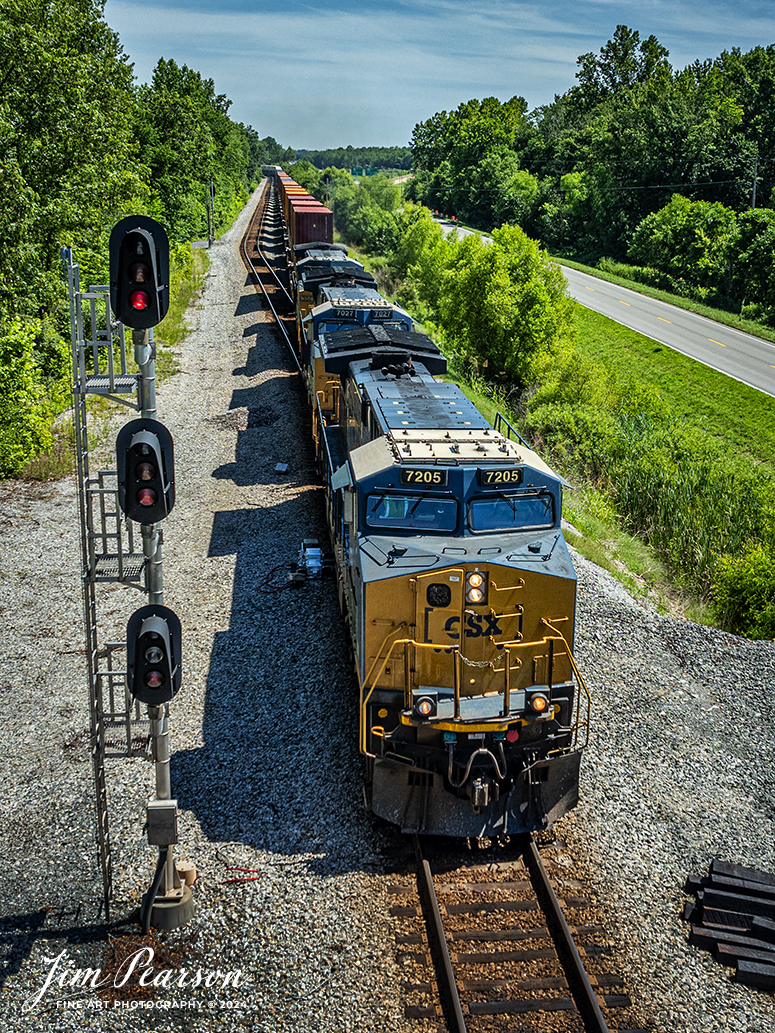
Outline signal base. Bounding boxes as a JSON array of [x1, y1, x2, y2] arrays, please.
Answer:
[[142, 884, 195, 930]]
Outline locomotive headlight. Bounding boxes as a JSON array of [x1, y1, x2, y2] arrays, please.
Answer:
[[465, 571, 487, 605], [414, 695, 437, 719], [529, 692, 550, 714]]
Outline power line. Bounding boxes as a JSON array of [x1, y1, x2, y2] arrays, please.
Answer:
[[601, 178, 751, 192]]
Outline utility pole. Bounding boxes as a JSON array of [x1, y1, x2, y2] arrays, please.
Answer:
[[752, 156, 758, 210], [208, 179, 215, 247]]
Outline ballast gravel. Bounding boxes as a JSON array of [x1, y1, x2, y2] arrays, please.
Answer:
[[0, 189, 774, 1033]]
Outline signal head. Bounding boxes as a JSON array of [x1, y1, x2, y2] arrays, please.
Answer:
[[109, 215, 170, 329], [127, 605, 182, 706], [116, 418, 175, 524]]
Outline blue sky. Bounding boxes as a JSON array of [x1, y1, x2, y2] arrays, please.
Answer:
[[104, 0, 775, 149]]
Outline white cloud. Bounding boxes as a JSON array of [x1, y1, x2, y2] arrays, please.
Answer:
[[105, 0, 775, 147]]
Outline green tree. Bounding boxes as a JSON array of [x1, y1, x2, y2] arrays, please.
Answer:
[[295, 145, 412, 171], [629, 194, 740, 300], [137, 58, 250, 242], [734, 207, 775, 318], [410, 97, 530, 225], [462, 148, 539, 229], [437, 225, 575, 384], [0, 0, 148, 321], [331, 172, 400, 252], [575, 24, 671, 108], [290, 160, 322, 195], [0, 320, 66, 476]]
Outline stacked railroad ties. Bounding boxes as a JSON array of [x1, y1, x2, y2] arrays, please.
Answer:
[[685, 858, 775, 992]]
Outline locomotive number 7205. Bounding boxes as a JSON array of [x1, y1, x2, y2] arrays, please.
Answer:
[[400, 469, 448, 485], [478, 468, 523, 485]]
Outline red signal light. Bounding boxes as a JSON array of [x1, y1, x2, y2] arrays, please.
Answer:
[[130, 290, 150, 311], [144, 670, 164, 688], [137, 487, 157, 507]]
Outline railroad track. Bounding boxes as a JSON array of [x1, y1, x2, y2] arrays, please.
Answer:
[[391, 834, 649, 1033], [242, 180, 647, 1032], [240, 179, 300, 370]]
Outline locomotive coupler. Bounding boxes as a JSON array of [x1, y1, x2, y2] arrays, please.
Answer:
[[469, 775, 499, 814]]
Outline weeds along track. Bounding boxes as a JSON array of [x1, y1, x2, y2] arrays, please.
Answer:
[[240, 179, 299, 369], [390, 834, 648, 1033]]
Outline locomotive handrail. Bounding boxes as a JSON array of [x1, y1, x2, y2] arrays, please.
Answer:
[[361, 624, 591, 757], [542, 618, 592, 749], [362, 638, 466, 756], [315, 392, 334, 475], [361, 624, 411, 756], [494, 411, 531, 449]]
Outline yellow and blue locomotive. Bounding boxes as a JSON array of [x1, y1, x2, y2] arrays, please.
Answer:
[[307, 323, 588, 837], [278, 171, 589, 837]]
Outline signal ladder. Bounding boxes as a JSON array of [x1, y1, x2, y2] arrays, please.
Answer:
[[63, 247, 155, 919]]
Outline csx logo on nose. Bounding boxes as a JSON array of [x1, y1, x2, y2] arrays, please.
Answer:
[[444, 614, 502, 639]]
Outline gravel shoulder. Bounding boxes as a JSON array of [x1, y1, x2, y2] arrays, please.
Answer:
[[1, 191, 774, 1032]]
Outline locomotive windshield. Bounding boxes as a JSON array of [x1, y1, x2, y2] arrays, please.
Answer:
[[468, 491, 555, 533], [366, 493, 458, 533]]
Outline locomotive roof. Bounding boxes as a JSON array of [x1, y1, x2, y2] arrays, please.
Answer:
[[296, 248, 351, 268], [318, 285, 385, 304], [319, 327, 447, 376], [347, 423, 562, 485], [353, 373, 564, 482], [364, 377, 486, 432]]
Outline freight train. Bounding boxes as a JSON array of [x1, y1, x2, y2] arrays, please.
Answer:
[[269, 169, 589, 838]]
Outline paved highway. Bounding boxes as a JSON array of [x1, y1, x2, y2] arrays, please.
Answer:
[[436, 218, 775, 399], [560, 264, 775, 399]]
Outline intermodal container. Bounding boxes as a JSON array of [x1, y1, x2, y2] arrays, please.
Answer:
[[289, 203, 333, 247]]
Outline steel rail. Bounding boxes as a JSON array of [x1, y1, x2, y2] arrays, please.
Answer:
[[413, 833, 613, 1033], [412, 835, 468, 1033], [240, 182, 301, 372], [524, 833, 612, 1033], [253, 181, 294, 308]]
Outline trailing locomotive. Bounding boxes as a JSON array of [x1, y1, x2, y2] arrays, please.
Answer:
[[271, 170, 589, 837]]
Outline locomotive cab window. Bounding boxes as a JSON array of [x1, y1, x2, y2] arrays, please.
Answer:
[[319, 321, 352, 335], [366, 493, 458, 533], [468, 492, 555, 533]]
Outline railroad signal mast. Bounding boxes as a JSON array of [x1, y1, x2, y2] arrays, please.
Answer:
[[109, 216, 192, 931], [65, 215, 192, 929]]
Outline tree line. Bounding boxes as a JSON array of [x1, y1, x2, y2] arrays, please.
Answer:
[[294, 146, 411, 170], [0, 0, 290, 477], [320, 168, 775, 640], [408, 26, 775, 324]]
